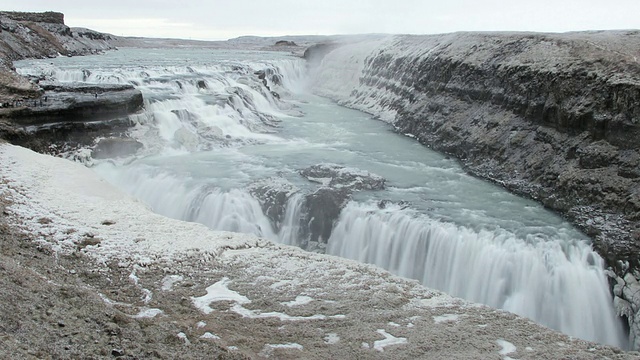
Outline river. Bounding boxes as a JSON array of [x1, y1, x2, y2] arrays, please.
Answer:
[[15, 47, 628, 348]]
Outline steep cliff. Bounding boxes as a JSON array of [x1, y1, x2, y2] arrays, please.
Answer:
[[0, 12, 144, 157], [310, 31, 640, 346]]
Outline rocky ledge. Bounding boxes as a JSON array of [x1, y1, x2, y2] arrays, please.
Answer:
[[309, 30, 640, 347], [0, 12, 143, 156], [248, 164, 386, 250], [0, 83, 143, 156]]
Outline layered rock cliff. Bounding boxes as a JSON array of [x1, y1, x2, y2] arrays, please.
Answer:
[[0, 11, 118, 100], [0, 12, 143, 156], [309, 31, 640, 347]]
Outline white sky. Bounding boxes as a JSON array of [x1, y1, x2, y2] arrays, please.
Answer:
[[2, 0, 639, 41]]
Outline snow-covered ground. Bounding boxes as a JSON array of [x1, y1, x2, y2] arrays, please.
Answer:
[[0, 143, 635, 358]]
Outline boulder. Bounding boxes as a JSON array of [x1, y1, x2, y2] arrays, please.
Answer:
[[300, 163, 385, 191]]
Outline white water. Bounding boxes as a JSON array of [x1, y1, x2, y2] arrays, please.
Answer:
[[15, 48, 628, 348]]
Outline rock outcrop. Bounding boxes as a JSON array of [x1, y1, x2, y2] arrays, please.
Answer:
[[0, 11, 116, 61], [248, 164, 387, 250], [310, 30, 640, 348], [0, 12, 143, 156]]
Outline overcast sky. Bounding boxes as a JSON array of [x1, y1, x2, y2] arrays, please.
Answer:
[[2, 0, 639, 40]]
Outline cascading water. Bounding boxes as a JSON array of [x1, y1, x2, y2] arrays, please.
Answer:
[[327, 202, 624, 346], [15, 47, 629, 348]]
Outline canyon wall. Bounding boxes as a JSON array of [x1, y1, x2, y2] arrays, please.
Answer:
[[309, 31, 640, 346]]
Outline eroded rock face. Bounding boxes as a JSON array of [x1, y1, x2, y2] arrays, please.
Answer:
[[246, 165, 387, 248], [300, 165, 386, 245], [248, 177, 300, 228]]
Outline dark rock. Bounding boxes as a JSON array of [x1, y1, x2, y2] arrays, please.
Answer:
[[111, 348, 125, 357], [275, 40, 298, 46], [300, 163, 385, 191], [248, 178, 299, 228], [196, 80, 207, 89], [302, 187, 351, 244], [0, 11, 65, 25], [1, 84, 143, 127], [275, 40, 297, 47], [92, 137, 143, 159]]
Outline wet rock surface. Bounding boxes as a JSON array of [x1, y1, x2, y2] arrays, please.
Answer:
[[248, 177, 300, 228], [300, 163, 386, 191], [249, 165, 387, 248]]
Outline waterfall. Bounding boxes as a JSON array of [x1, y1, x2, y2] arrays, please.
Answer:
[[327, 201, 627, 348], [278, 193, 306, 246], [20, 48, 629, 349]]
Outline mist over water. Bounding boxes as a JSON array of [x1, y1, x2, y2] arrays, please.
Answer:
[[16, 48, 628, 348]]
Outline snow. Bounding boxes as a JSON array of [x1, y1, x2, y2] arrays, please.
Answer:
[[132, 308, 164, 319], [373, 329, 408, 352], [231, 303, 327, 321], [0, 145, 262, 264], [177, 332, 190, 345], [191, 277, 331, 321], [281, 296, 314, 307], [161, 275, 184, 291], [191, 278, 250, 314], [497, 339, 517, 355], [196, 321, 206, 328], [324, 333, 340, 344], [200, 332, 220, 340], [433, 314, 460, 324]]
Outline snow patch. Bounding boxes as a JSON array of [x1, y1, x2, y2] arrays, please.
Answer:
[[373, 329, 407, 352], [132, 307, 164, 319], [281, 295, 314, 307], [200, 332, 220, 340], [177, 332, 190, 345], [496, 339, 516, 355], [191, 278, 250, 314], [161, 275, 184, 291], [259, 343, 303, 357], [231, 303, 326, 321], [433, 314, 459, 324], [324, 333, 340, 344]]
